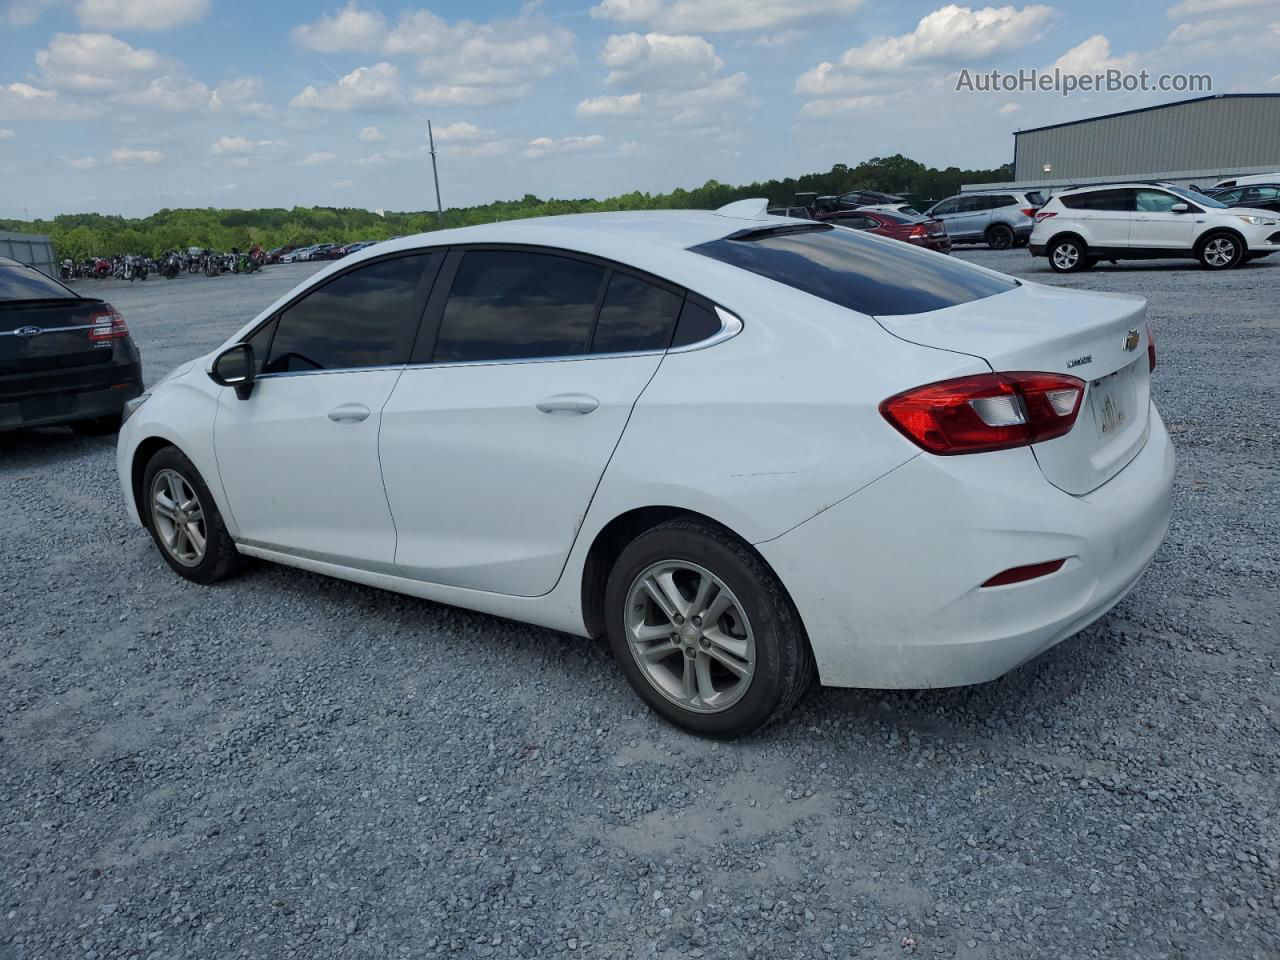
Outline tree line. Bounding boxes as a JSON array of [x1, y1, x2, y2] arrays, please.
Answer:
[[1, 154, 1013, 261]]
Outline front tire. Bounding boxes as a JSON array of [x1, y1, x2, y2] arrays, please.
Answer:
[[604, 518, 815, 738], [1048, 236, 1088, 272], [142, 446, 243, 584], [1198, 232, 1244, 270]]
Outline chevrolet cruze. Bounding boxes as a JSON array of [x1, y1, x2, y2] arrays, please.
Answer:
[[117, 201, 1175, 737]]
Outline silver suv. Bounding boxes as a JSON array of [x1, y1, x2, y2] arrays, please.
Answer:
[[924, 191, 1045, 249]]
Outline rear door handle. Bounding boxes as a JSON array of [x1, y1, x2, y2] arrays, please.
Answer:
[[328, 403, 371, 423], [536, 394, 599, 415]]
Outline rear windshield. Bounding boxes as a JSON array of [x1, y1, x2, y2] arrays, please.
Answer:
[[690, 224, 1016, 316], [0, 262, 77, 301]]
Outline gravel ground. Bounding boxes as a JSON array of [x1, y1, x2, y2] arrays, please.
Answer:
[[2, 251, 1278, 960]]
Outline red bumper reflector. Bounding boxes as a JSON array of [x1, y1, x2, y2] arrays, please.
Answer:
[[981, 558, 1067, 588]]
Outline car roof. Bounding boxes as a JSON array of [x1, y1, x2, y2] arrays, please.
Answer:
[[364, 209, 786, 258]]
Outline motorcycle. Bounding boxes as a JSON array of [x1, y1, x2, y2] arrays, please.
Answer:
[[160, 252, 183, 279]]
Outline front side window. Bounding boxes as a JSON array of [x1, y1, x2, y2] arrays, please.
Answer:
[[931, 198, 959, 215], [432, 250, 607, 363], [591, 273, 683, 354], [263, 254, 435, 374], [1135, 190, 1181, 213], [691, 224, 1016, 317]]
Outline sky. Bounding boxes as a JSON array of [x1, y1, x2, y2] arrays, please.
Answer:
[[0, 0, 1277, 219]]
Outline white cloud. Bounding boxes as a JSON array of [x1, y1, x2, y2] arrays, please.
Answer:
[[998, 100, 1020, 113], [357, 125, 385, 142], [524, 134, 606, 158], [0, 128, 14, 139], [35, 33, 167, 93], [1049, 34, 1138, 74], [290, 62, 400, 110], [590, 0, 863, 32], [62, 154, 99, 169], [443, 139, 513, 158], [117, 75, 212, 111], [602, 32, 725, 90], [210, 136, 283, 158], [1167, 0, 1271, 15], [0, 82, 62, 118], [431, 121, 493, 142], [576, 92, 645, 116], [108, 147, 163, 165], [798, 94, 888, 116], [291, 2, 388, 53], [302, 151, 336, 165], [75, 0, 209, 30], [5, 0, 58, 26], [387, 9, 575, 104], [211, 76, 272, 116]]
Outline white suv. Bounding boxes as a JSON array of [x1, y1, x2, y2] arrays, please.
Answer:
[[1030, 183, 1280, 272]]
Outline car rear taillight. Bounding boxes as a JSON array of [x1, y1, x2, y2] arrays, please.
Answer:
[[909, 225, 927, 238], [880, 372, 1086, 455], [981, 558, 1066, 588], [1020, 208, 1036, 217], [88, 306, 128, 342], [1146, 321, 1156, 373], [1034, 211, 1057, 222]]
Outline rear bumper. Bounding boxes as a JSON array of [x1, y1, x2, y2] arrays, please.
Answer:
[[1029, 243, 1047, 257], [758, 405, 1175, 689], [0, 359, 143, 430]]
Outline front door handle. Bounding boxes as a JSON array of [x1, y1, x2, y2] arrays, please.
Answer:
[[328, 403, 371, 423], [536, 394, 599, 415]]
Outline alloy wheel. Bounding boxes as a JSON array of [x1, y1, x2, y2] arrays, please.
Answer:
[[623, 561, 756, 714], [1052, 242, 1080, 270], [1204, 237, 1236, 267], [150, 469, 207, 567]]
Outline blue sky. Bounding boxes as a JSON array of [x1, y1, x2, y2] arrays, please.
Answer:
[[1, 0, 1276, 218]]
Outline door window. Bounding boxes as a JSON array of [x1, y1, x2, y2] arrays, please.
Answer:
[[835, 215, 879, 230], [1135, 190, 1181, 213], [432, 250, 608, 363], [1060, 189, 1133, 211], [262, 254, 436, 374], [590, 272, 683, 354], [931, 198, 959, 215]]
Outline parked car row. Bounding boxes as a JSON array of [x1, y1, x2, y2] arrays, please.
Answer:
[[273, 241, 381, 264]]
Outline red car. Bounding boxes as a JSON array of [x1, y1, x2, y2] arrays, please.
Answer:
[[816, 209, 952, 254]]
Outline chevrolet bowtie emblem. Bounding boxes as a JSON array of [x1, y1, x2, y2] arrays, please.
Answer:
[[1123, 329, 1140, 352]]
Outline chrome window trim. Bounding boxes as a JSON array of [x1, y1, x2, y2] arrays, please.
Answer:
[[0, 322, 100, 337], [667, 306, 743, 354]]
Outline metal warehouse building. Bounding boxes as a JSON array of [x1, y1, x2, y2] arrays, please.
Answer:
[[968, 93, 1280, 194], [0, 231, 57, 276]]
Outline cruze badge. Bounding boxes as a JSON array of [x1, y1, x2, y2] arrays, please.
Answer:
[[15, 325, 42, 337], [1066, 354, 1092, 368], [1123, 329, 1140, 352]]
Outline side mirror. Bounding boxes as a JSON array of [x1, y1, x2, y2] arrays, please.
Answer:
[[1170, 203, 1189, 213], [208, 342, 256, 400]]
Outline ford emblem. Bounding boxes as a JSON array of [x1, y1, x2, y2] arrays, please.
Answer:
[[15, 325, 42, 337]]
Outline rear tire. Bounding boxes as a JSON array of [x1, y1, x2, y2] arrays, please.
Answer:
[[604, 518, 815, 739], [1198, 232, 1244, 270], [1048, 236, 1088, 272], [142, 446, 243, 585], [986, 224, 1014, 250]]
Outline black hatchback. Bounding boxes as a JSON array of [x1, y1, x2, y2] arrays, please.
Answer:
[[0, 257, 142, 434]]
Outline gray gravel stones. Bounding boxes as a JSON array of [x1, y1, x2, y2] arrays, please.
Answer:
[[2, 253, 1278, 959]]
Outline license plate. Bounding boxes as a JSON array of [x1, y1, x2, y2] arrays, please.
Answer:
[[1089, 371, 1128, 436]]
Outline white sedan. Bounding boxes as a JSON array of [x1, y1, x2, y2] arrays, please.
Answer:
[[116, 201, 1175, 737]]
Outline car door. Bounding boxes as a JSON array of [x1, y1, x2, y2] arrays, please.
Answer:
[[213, 252, 440, 568], [1063, 188, 1133, 249], [379, 247, 685, 597], [1130, 189, 1197, 251], [927, 197, 962, 235], [948, 196, 988, 240]]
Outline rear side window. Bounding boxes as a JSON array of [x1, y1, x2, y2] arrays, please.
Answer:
[[0, 262, 76, 300], [1025, 191, 1046, 206], [989, 195, 1016, 208], [263, 253, 435, 374], [690, 224, 1016, 317], [591, 273, 682, 354], [433, 250, 607, 363], [1060, 189, 1133, 211]]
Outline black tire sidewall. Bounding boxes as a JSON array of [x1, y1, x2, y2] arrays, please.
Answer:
[[141, 447, 234, 584], [988, 225, 1013, 249], [604, 522, 800, 738], [1048, 237, 1085, 272]]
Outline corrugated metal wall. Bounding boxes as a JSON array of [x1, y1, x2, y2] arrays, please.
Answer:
[[1014, 96, 1280, 182], [0, 231, 57, 277]]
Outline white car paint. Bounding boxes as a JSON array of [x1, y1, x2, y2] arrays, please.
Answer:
[[118, 208, 1175, 691]]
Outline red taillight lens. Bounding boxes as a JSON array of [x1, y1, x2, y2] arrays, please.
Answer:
[[909, 225, 927, 238], [1020, 208, 1036, 217], [1034, 211, 1057, 222], [1146, 321, 1156, 373], [88, 306, 128, 342], [880, 371, 1085, 455]]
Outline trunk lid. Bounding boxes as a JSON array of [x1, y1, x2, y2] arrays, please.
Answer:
[[876, 282, 1151, 495], [0, 299, 116, 376]]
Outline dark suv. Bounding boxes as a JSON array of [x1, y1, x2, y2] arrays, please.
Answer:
[[0, 257, 142, 433]]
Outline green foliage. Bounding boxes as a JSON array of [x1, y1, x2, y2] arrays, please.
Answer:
[[0, 155, 1013, 258]]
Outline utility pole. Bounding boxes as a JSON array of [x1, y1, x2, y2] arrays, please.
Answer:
[[427, 119, 443, 225]]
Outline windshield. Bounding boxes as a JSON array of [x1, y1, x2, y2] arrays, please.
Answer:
[[691, 224, 1016, 317], [1170, 186, 1228, 208]]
